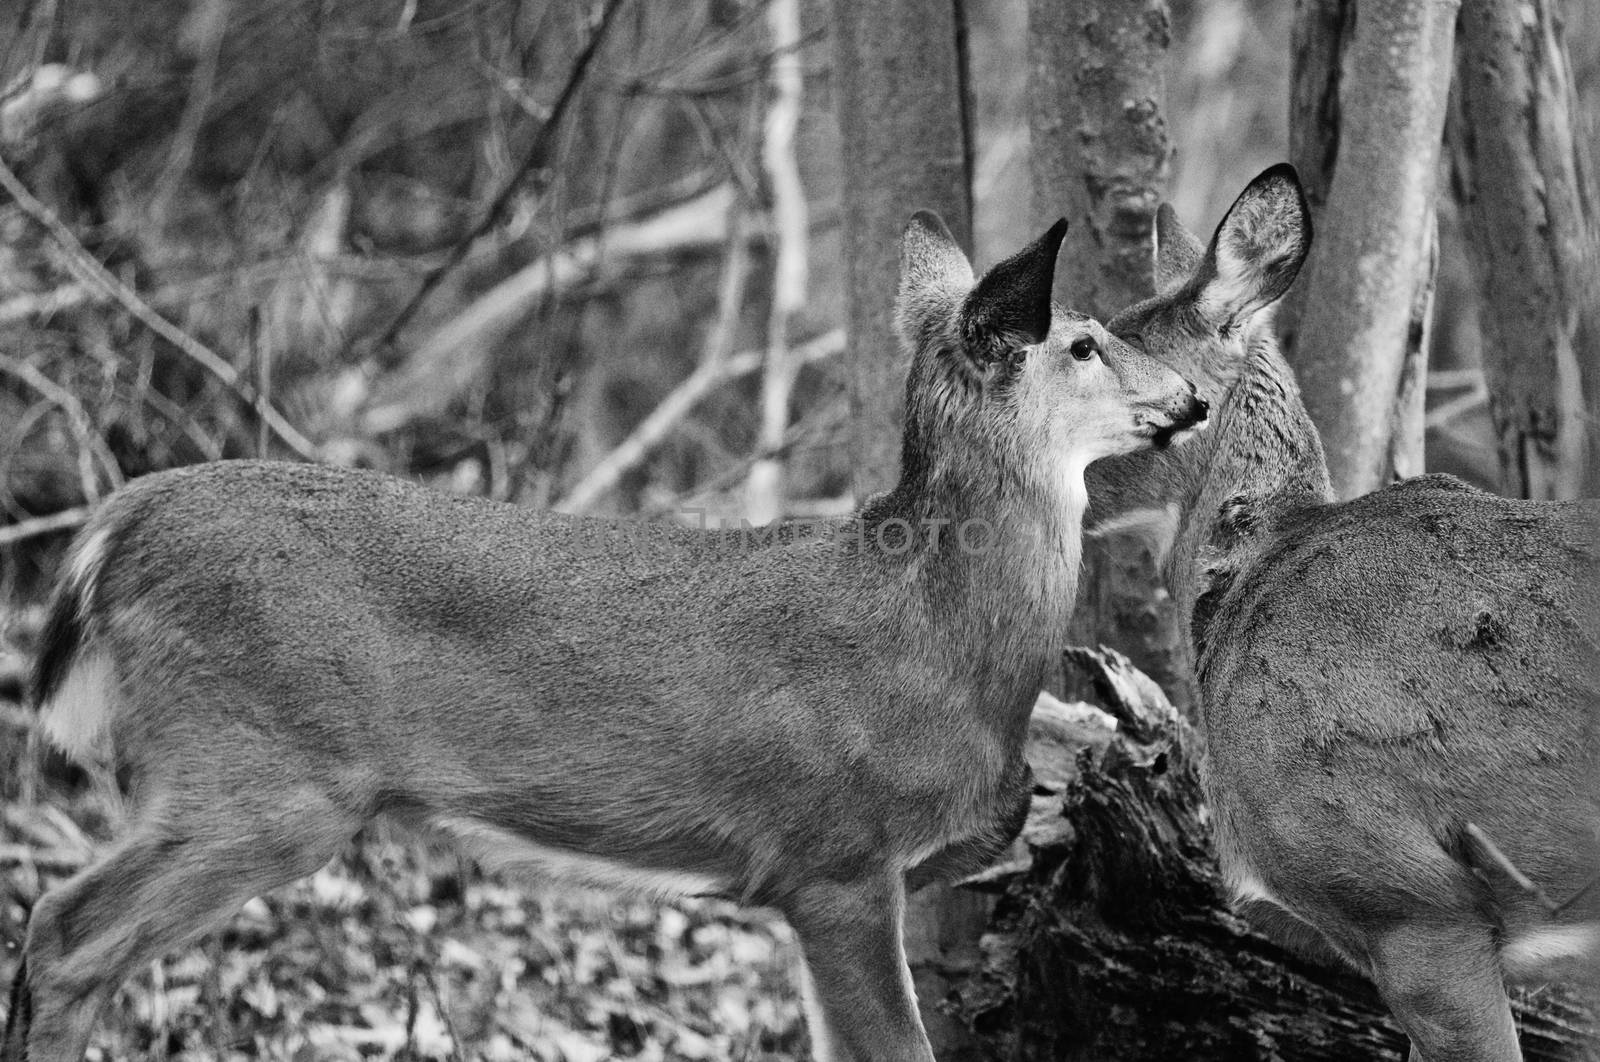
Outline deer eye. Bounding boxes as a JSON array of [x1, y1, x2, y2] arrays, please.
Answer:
[[1070, 337, 1100, 361]]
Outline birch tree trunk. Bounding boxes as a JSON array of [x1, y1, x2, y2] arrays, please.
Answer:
[[1028, 0, 1187, 712], [746, 0, 808, 525], [828, 4, 976, 1054], [1282, 0, 1458, 498], [1447, 0, 1600, 500]]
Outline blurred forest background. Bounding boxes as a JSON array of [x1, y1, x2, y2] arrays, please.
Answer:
[[0, 0, 1596, 1058]]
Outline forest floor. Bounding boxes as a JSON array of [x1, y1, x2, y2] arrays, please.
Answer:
[[0, 615, 808, 1062]]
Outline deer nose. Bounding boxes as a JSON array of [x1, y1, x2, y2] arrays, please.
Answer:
[[1175, 391, 1209, 429]]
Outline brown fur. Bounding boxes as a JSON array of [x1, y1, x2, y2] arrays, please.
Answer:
[[2, 215, 1205, 1062], [1099, 164, 1600, 1061]]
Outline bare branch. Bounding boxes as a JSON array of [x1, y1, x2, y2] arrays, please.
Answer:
[[0, 151, 318, 460], [146, 0, 229, 231], [360, 184, 743, 435], [0, 283, 93, 323], [554, 221, 755, 515], [372, 0, 630, 351], [554, 329, 844, 516], [0, 353, 121, 501], [0, 844, 90, 873], [0, 505, 91, 548]]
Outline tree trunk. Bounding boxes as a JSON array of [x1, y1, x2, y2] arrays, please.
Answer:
[[1028, 0, 1189, 713], [827, 4, 976, 1054], [1281, 0, 1458, 499], [1447, 0, 1600, 500], [1276, 0, 1349, 350], [828, 0, 972, 501], [1028, 0, 1170, 313], [950, 649, 1600, 1062]]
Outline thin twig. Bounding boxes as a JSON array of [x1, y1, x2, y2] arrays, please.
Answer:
[[0, 506, 91, 548], [1464, 822, 1560, 914], [124, 366, 225, 462], [147, 0, 229, 231], [373, 0, 630, 351], [0, 353, 121, 501], [0, 151, 318, 459], [1423, 383, 1488, 430], [0, 254, 433, 326]]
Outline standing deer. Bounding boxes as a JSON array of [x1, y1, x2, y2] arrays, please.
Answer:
[[0, 214, 1206, 1062], [1092, 163, 1599, 1060]]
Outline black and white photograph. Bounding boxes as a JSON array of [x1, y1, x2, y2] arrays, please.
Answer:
[[0, 0, 1596, 1058]]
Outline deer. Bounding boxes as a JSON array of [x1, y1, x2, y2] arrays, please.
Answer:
[[0, 213, 1207, 1062], [1088, 162, 1600, 1060]]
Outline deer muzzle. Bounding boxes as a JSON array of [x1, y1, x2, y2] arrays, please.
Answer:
[[1148, 390, 1209, 449]]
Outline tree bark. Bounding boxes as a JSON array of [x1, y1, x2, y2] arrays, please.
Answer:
[[1279, 0, 1350, 316], [828, 4, 975, 1054], [828, 0, 972, 501], [1282, 0, 1458, 498], [1028, 0, 1169, 316], [951, 649, 1600, 1062], [1447, 0, 1600, 500], [1028, 0, 1189, 712]]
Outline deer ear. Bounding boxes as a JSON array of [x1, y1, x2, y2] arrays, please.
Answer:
[[959, 217, 1068, 356], [896, 210, 976, 350], [1155, 204, 1204, 292], [1193, 163, 1312, 327]]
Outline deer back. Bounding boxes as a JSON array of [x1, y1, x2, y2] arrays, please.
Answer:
[[1197, 475, 1600, 943]]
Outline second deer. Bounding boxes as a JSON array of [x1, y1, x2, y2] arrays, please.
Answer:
[[1095, 164, 1599, 1060], [2, 214, 1205, 1062]]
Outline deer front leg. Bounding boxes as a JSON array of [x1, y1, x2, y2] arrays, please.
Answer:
[[786, 871, 935, 1062]]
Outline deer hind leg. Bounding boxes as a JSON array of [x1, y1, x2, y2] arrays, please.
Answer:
[[1368, 920, 1521, 1062], [11, 785, 357, 1062], [784, 872, 934, 1062]]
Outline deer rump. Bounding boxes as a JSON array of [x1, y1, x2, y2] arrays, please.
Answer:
[[1195, 474, 1600, 979]]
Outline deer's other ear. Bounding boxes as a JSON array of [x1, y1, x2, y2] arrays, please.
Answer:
[[1193, 163, 1312, 328], [896, 211, 976, 350], [1155, 203, 1205, 292], [958, 217, 1068, 357]]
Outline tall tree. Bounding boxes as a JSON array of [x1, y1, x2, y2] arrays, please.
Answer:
[[1030, 0, 1186, 709], [828, 3, 976, 1055], [1029, 0, 1170, 315], [1448, 0, 1600, 500], [1281, 0, 1459, 498], [829, 0, 972, 498]]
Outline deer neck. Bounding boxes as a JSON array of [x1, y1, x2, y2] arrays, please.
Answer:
[[863, 440, 1086, 721], [1163, 337, 1334, 651]]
